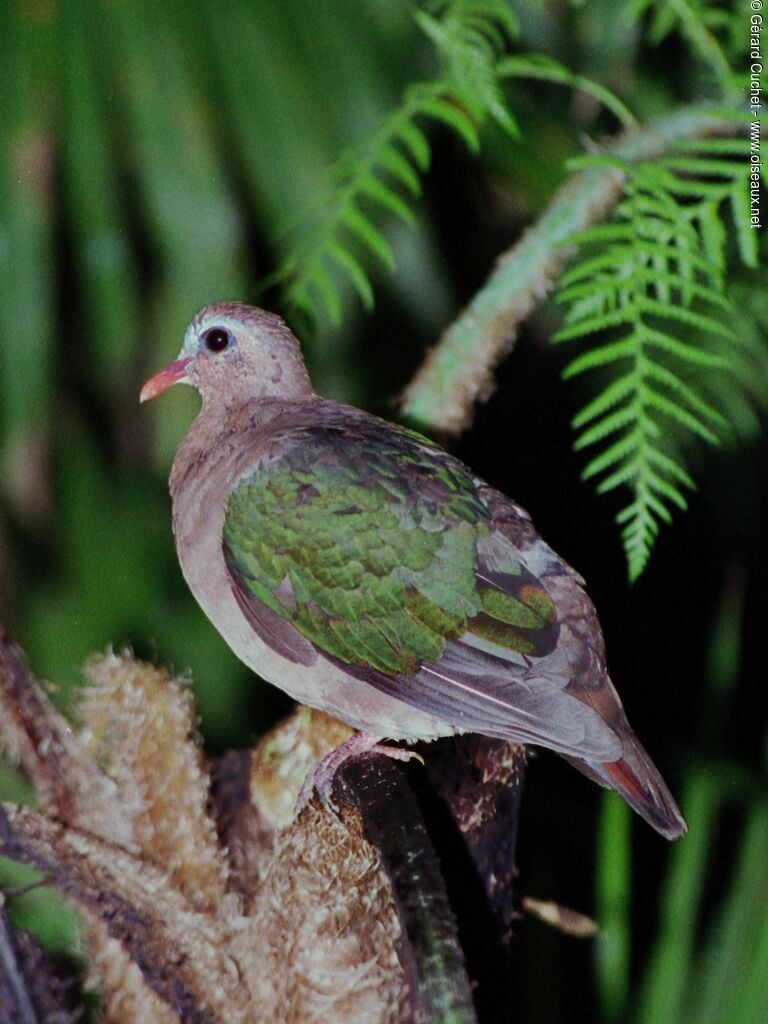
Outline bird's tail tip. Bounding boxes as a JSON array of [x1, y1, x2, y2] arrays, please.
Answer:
[[569, 731, 687, 840], [599, 744, 687, 840]]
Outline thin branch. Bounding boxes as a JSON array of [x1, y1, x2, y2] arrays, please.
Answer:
[[337, 756, 478, 1024], [0, 631, 133, 846], [399, 104, 745, 437]]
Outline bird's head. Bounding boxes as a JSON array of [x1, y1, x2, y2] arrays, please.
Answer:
[[140, 301, 315, 407]]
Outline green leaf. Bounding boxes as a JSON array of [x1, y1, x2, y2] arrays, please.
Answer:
[[640, 297, 734, 339], [595, 794, 632, 1023], [562, 223, 635, 248], [498, 54, 637, 128], [328, 241, 375, 309], [376, 145, 424, 195], [558, 251, 637, 288], [575, 404, 639, 450], [634, 775, 722, 1023], [556, 309, 639, 344], [659, 156, 752, 178], [554, 141, 759, 580], [561, 337, 638, 376], [643, 360, 727, 427], [395, 120, 431, 171], [572, 375, 639, 428], [341, 204, 395, 268], [595, 459, 643, 495], [643, 467, 688, 510], [361, 176, 417, 225], [646, 447, 696, 488], [269, 0, 524, 324], [677, 137, 753, 155], [642, 325, 728, 367], [311, 262, 344, 323], [696, 199, 727, 275], [582, 433, 643, 480], [630, 239, 721, 278], [643, 387, 721, 445], [418, 94, 481, 152]]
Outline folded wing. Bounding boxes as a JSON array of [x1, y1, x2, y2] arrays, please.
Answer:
[[223, 409, 619, 759]]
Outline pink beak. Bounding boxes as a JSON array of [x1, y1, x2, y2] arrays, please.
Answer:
[[140, 356, 193, 403]]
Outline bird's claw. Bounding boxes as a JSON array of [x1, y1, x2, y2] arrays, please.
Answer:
[[294, 734, 423, 819]]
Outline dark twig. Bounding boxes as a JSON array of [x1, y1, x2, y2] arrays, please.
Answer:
[[422, 736, 526, 941], [337, 756, 478, 1024]]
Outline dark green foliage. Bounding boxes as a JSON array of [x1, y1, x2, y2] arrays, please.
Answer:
[[554, 141, 760, 580], [272, 0, 520, 323], [631, 0, 735, 88]]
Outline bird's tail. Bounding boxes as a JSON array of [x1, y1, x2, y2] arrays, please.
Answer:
[[565, 730, 687, 840]]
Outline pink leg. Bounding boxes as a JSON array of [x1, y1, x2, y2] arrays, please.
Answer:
[[296, 732, 422, 815]]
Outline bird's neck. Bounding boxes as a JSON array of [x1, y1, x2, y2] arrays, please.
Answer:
[[169, 394, 318, 505]]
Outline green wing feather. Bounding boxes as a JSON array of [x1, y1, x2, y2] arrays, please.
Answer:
[[224, 420, 557, 675]]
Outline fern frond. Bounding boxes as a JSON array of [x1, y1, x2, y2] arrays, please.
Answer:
[[416, 0, 520, 135], [555, 140, 759, 581], [641, 325, 727, 367], [562, 336, 639, 375], [271, 1, 645, 325], [694, 276, 768, 442], [631, 0, 734, 92], [273, 81, 454, 322], [498, 54, 637, 128], [273, 0, 520, 323]]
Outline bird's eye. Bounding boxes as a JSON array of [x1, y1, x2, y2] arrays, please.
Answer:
[[202, 327, 231, 353]]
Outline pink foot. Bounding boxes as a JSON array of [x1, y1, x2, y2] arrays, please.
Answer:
[[296, 732, 422, 815]]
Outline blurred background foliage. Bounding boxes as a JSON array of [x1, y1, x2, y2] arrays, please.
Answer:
[[0, 1, 766, 1022]]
